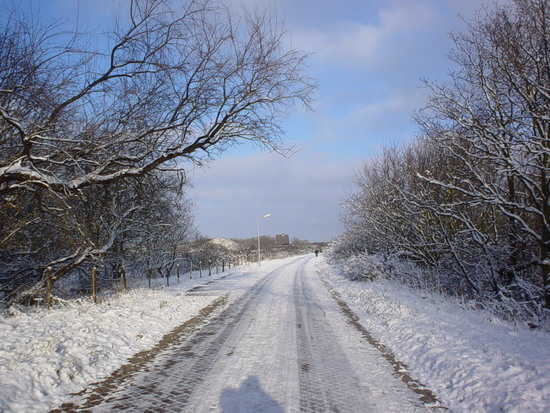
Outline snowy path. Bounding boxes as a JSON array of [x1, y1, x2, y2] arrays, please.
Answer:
[[53, 256, 433, 412]]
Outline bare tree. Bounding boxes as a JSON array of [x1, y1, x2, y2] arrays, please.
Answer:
[[335, 0, 550, 320], [0, 0, 314, 303], [416, 0, 550, 308]]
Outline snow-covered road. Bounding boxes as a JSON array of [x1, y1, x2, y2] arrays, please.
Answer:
[[53, 255, 433, 412]]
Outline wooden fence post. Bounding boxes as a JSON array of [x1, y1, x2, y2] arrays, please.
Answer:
[[147, 267, 152, 288], [91, 266, 97, 303], [120, 264, 127, 290], [166, 268, 170, 287], [45, 267, 53, 310], [208, 261, 211, 276]]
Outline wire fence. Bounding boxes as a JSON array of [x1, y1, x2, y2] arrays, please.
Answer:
[[40, 250, 292, 309]]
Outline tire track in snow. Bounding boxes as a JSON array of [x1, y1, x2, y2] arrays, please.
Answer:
[[294, 259, 378, 412], [53, 262, 296, 412], [53, 257, 436, 412]]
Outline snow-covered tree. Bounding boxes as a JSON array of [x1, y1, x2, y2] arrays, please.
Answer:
[[337, 0, 550, 318], [416, 0, 550, 308], [0, 0, 314, 303]]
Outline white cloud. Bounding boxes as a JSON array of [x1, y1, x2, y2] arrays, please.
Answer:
[[349, 88, 429, 132], [292, 0, 442, 69], [188, 151, 358, 241]]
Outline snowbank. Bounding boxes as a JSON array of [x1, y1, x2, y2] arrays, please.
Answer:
[[317, 259, 550, 412], [0, 284, 219, 412]]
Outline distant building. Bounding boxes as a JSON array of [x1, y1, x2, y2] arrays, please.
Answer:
[[275, 234, 290, 245]]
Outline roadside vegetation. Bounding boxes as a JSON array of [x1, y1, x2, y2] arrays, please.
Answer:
[[0, 0, 314, 306], [329, 0, 550, 327]]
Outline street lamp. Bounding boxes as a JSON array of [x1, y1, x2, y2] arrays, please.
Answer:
[[257, 213, 272, 265]]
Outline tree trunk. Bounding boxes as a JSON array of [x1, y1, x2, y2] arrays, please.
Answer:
[[541, 251, 550, 309], [541, 185, 550, 309], [541, 146, 550, 309]]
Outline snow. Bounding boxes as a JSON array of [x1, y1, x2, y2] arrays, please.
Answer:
[[0, 267, 243, 413], [1, 256, 549, 412], [209, 237, 241, 251], [317, 258, 550, 412]]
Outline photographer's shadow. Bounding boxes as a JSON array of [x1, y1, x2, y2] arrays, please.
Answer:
[[219, 376, 284, 413]]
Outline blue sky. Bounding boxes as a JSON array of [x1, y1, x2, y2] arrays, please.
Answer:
[[189, 0, 508, 242], [17, 0, 507, 242]]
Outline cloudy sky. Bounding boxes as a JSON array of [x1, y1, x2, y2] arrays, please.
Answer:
[[24, 0, 507, 242], [188, 0, 505, 242]]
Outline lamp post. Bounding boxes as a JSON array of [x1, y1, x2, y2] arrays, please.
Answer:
[[257, 213, 271, 265]]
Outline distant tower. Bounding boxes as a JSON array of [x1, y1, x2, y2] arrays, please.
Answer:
[[275, 234, 290, 245]]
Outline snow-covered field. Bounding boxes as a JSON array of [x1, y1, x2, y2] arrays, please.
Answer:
[[317, 259, 550, 412], [1, 256, 549, 412]]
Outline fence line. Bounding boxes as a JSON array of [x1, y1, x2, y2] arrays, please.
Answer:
[[39, 250, 299, 308]]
